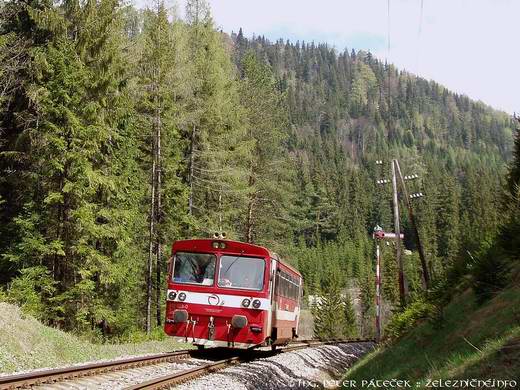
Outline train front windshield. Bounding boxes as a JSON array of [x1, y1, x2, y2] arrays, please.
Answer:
[[173, 252, 216, 285], [218, 255, 265, 290]]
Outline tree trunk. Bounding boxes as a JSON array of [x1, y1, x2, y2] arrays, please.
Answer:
[[245, 167, 256, 243], [188, 125, 196, 215], [146, 136, 156, 335], [155, 90, 162, 327], [246, 198, 254, 243]]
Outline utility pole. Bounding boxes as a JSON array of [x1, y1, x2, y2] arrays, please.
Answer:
[[377, 158, 426, 306], [373, 225, 404, 341], [394, 161, 430, 289], [391, 159, 407, 306], [373, 226, 383, 342], [376, 241, 381, 341]]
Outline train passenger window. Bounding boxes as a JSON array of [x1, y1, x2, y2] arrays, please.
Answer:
[[218, 255, 265, 290], [275, 270, 301, 299], [173, 252, 216, 285]]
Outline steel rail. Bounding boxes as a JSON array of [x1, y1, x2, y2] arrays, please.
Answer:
[[124, 356, 242, 390], [0, 349, 192, 389], [124, 339, 375, 390], [0, 338, 375, 389]]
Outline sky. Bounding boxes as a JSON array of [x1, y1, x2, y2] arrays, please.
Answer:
[[138, 0, 519, 114]]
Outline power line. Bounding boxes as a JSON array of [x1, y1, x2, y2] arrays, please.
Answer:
[[387, 0, 391, 57], [416, 0, 425, 74]]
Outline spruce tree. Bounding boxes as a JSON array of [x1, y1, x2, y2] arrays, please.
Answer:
[[238, 51, 293, 246], [136, 0, 188, 333], [343, 291, 358, 338], [184, 0, 249, 237], [2, 0, 144, 330], [312, 275, 346, 339]]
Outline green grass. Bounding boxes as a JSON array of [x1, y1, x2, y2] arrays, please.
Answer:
[[0, 303, 189, 374], [344, 286, 520, 386]]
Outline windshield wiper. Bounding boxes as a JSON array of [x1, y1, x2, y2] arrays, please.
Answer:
[[222, 250, 245, 275]]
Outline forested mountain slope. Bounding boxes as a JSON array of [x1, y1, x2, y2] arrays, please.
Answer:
[[344, 125, 520, 382], [0, 0, 514, 339], [234, 32, 512, 162], [232, 33, 516, 336]]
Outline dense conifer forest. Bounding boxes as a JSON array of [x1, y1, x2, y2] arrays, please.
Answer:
[[0, 0, 517, 340]]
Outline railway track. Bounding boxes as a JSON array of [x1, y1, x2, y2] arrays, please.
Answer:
[[0, 339, 375, 390], [124, 339, 371, 390]]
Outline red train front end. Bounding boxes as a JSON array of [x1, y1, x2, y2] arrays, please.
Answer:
[[164, 239, 274, 349]]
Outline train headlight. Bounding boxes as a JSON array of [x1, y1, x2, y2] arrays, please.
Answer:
[[241, 298, 251, 307], [252, 299, 261, 309], [168, 291, 177, 301], [212, 241, 220, 248], [178, 292, 186, 301]]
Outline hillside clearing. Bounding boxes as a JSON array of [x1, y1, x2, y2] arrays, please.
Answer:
[[0, 303, 187, 374], [343, 285, 520, 386]]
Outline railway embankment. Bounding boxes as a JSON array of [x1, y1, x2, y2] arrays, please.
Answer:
[[0, 302, 187, 374], [342, 282, 520, 386]]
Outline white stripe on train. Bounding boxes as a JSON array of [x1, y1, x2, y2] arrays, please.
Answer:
[[167, 289, 300, 321], [167, 290, 271, 310]]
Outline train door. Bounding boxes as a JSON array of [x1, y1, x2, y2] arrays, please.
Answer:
[[294, 275, 303, 336], [266, 257, 277, 342]]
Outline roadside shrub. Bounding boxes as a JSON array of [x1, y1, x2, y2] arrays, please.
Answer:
[[469, 243, 509, 303], [384, 299, 436, 341], [0, 287, 7, 302], [7, 266, 58, 322], [470, 189, 520, 303], [117, 326, 167, 343]]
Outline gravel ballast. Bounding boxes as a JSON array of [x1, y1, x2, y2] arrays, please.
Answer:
[[175, 342, 375, 390]]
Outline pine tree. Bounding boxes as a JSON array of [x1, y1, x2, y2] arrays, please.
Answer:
[[343, 291, 358, 338], [2, 0, 144, 330], [312, 276, 346, 339], [507, 120, 520, 197], [436, 174, 461, 267], [238, 51, 293, 245], [358, 256, 375, 337], [135, 1, 188, 333], [184, 0, 249, 237]]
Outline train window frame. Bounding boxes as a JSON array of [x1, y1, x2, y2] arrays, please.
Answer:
[[172, 251, 217, 286], [217, 255, 266, 291], [275, 270, 301, 299]]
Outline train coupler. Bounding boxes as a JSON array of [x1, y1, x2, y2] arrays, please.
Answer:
[[208, 316, 215, 340]]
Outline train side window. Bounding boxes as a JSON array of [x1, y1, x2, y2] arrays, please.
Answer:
[[277, 270, 302, 299], [282, 273, 286, 297], [278, 272, 282, 296], [282, 272, 287, 297], [285, 274, 290, 297]]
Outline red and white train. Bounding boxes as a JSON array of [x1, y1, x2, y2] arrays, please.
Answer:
[[164, 238, 302, 349]]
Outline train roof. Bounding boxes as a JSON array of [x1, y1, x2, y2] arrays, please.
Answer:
[[171, 239, 301, 277]]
